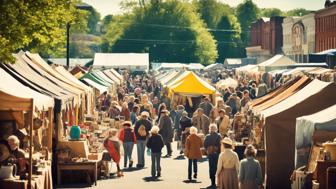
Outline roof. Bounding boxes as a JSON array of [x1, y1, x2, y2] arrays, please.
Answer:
[[313, 48, 336, 55], [93, 53, 149, 69], [262, 79, 336, 188], [258, 55, 296, 72], [157, 63, 188, 70], [295, 104, 336, 167], [168, 72, 216, 97], [0, 67, 54, 111], [204, 63, 224, 70], [82, 78, 108, 94], [47, 58, 92, 67], [224, 59, 242, 65], [188, 63, 205, 70]]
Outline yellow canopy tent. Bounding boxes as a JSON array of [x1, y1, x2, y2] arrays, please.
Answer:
[[168, 72, 216, 101]]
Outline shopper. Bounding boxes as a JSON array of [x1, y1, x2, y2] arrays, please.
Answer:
[[204, 124, 222, 187], [184, 126, 203, 181], [158, 109, 174, 157], [119, 121, 136, 168], [104, 129, 123, 177], [239, 145, 263, 189], [134, 111, 152, 168], [146, 126, 165, 178], [216, 137, 239, 189]]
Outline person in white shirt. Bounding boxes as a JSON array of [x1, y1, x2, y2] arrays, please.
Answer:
[[216, 137, 239, 189]]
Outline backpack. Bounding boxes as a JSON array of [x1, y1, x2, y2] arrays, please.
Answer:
[[138, 124, 147, 137]]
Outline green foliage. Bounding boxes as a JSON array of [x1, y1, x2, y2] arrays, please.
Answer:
[[102, 0, 218, 65], [194, 0, 243, 62], [285, 8, 311, 16], [0, 0, 87, 63], [236, 0, 260, 45], [87, 7, 101, 34], [260, 8, 284, 17]]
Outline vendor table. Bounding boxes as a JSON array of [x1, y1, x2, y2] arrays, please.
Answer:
[[57, 160, 99, 186], [0, 166, 52, 189]]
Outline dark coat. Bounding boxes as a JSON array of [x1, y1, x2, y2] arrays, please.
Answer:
[[146, 134, 165, 153], [134, 118, 152, 140], [158, 115, 174, 143]]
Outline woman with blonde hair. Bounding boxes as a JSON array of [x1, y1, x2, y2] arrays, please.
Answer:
[[184, 126, 202, 181], [239, 145, 263, 189], [216, 137, 239, 189]]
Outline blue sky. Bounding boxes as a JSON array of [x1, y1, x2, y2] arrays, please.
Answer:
[[83, 0, 326, 17]]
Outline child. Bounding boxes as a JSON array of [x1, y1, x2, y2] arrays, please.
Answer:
[[119, 121, 136, 168], [146, 126, 164, 178], [104, 129, 123, 177]]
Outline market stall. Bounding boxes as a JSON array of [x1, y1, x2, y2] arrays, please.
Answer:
[[260, 79, 336, 189]]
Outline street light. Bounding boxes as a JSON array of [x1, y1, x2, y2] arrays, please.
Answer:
[[66, 3, 92, 69]]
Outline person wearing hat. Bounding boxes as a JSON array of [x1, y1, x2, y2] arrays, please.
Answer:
[[158, 109, 174, 158], [185, 126, 203, 181], [119, 121, 136, 168], [239, 145, 263, 189], [215, 109, 230, 137], [146, 126, 165, 178], [134, 111, 152, 168], [216, 137, 239, 189], [180, 111, 192, 155]]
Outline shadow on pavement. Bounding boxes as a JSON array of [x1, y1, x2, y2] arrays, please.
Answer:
[[200, 185, 217, 189], [143, 176, 163, 182], [183, 179, 202, 184], [122, 167, 145, 172], [198, 157, 208, 163], [173, 155, 185, 160]]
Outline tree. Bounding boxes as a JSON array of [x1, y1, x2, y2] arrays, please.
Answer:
[[236, 0, 260, 46], [194, 0, 243, 62], [261, 8, 284, 17], [0, 0, 85, 63], [87, 7, 101, 34], [286, 8, 311, 16], [102, 1, 218, 65]]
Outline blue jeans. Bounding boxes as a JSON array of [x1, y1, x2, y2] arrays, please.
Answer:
[[151, 152, 161, 176], [136, 140, 146, 166], [188, 159, 197, 179], [123, 142, 134, 165]]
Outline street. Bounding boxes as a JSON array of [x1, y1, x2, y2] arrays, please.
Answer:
[[59, 142, 214, 189]]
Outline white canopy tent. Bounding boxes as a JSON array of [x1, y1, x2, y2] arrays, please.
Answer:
[[93, 53, 149, 72], [295, 104, 336, 168], [0, 67, 54, 110], [258, 55, 296, 72]]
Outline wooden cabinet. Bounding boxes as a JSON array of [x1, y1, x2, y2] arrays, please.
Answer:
[[314, 160, 336, 189]]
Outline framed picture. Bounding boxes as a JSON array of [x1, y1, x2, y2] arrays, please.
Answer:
[[0, 120, 16, 141]]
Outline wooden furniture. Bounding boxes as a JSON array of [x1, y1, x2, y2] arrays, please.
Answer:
[[0, 165, 52, 189], [314, 160, 336, 189], [57, 160, 99, 186], [327, 167, 336, 189]]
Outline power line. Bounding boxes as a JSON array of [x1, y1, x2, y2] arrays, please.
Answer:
[[117, 38, 240, 45]]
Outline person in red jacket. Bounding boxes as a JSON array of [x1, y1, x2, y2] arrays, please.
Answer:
[[104, 129, 123, 177], [119, 121, 136, 168]]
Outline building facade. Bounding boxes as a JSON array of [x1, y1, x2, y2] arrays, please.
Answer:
[[282, 13, 316, 63], [315, 4, 336, 52], [246, 17, 284, 63]]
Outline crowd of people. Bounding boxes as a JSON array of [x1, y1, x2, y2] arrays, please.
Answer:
[[98, 71, 263, 188]]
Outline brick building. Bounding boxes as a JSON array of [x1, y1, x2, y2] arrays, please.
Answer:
[[315, 4, 336, 52], [246, 16, 284, 63]]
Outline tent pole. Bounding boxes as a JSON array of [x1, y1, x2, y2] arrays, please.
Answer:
[[28, 99, 34, 189]]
